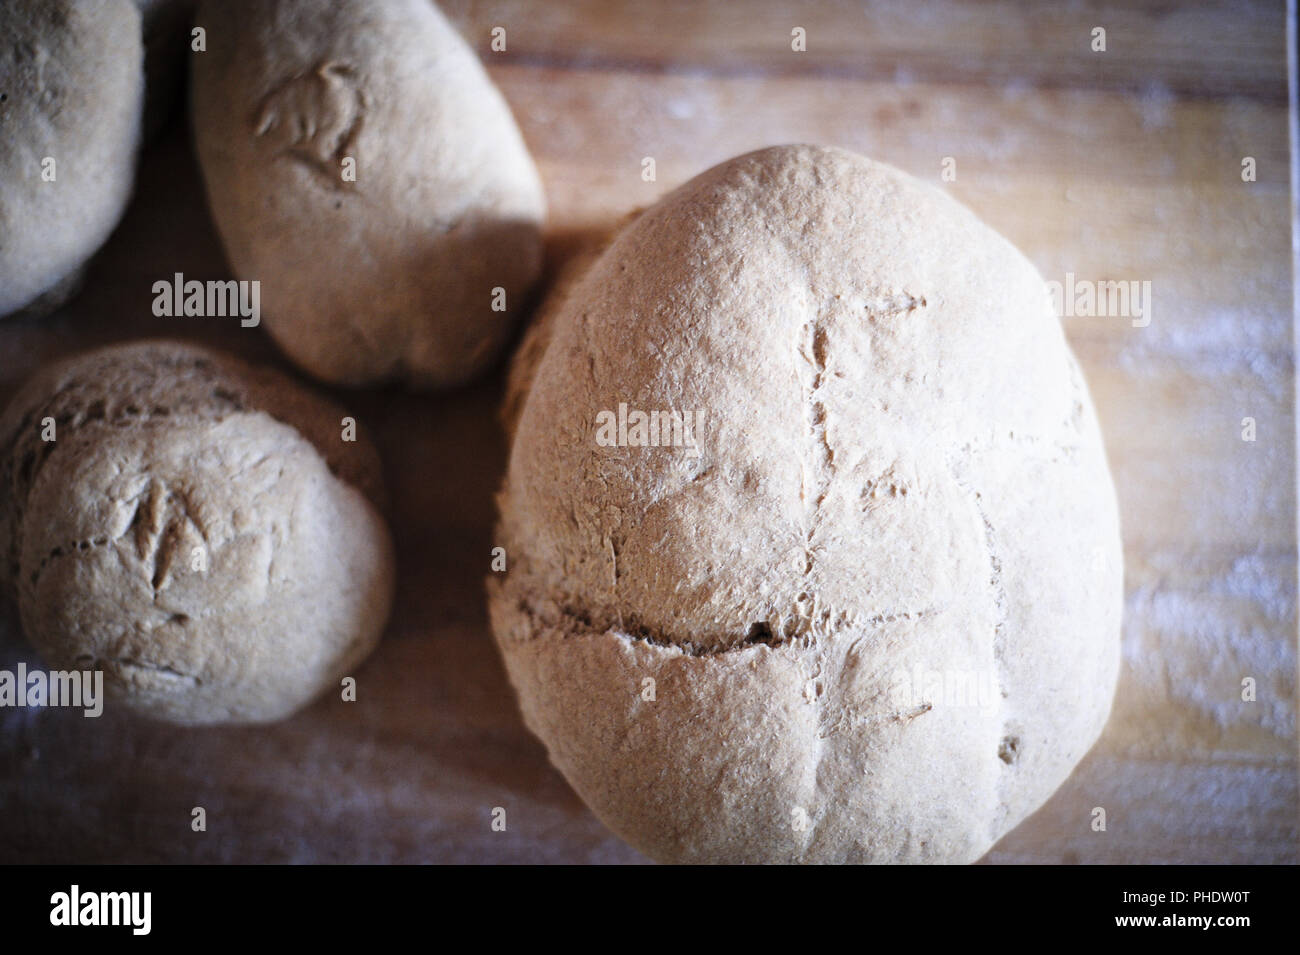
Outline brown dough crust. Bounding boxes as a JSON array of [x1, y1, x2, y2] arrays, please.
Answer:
[[490, 145, 1123, 863], [0, 340, 395, 725], [0, 0, 144, 316], [191, 0, 546, 389]]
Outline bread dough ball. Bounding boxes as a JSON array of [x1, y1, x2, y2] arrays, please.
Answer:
[[0, 341, 395, 725], [489, 145, 1123, 863], [0, 0, 144, 317], [191, 0, 546, 389]]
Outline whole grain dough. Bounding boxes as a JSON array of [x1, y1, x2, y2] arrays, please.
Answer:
[[489, 144, 1124, 864], [0, 340, 395, 725], [0, 0, 144, 317], [191, 0, 546, 389]]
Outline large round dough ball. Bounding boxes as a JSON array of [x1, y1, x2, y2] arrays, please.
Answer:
[[0, 341, 395, 725], [191, 0, 546, 389], [0, 0, 144, 317], [490, 145, 1123, 864]]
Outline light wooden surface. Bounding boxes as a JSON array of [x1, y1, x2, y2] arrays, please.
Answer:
[[0, 0, 1294, 864]]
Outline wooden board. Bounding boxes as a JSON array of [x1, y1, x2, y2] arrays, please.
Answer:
[[0, 0, 1294, 864]]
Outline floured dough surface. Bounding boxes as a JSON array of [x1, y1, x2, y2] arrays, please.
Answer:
[[0, 0, 144, 316], [0, 341, 394, 725], [490, 144, 1123, 863], [191, 0, 546, 389]]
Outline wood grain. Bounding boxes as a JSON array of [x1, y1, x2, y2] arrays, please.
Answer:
[[447, 0, 1289, 102], [0, 0, 1293, 864]]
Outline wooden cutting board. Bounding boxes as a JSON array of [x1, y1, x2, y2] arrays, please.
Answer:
[[1, 0, 1294, 864]]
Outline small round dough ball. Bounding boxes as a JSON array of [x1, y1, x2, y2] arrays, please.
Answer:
[[489, 145, 1123, 864], [0, 0, 145, 316], [191, 0, 546, 389], [0, 340, 395, 725]]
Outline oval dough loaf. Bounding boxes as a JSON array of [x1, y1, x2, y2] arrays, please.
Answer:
[[489, 144, 1123, 863], [0, 0, 144, 317], [191, 0, 546, 389], [0, 340, 395, 725]]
